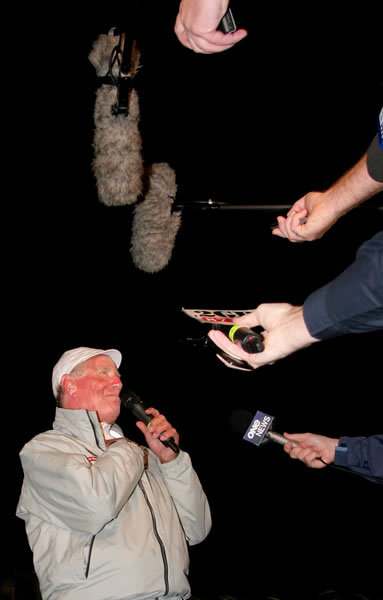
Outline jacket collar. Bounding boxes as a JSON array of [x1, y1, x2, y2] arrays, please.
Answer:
[[53, 408, 123, 450]]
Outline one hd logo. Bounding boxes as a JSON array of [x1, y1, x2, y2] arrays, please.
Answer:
[[243, 410, 274, 446]]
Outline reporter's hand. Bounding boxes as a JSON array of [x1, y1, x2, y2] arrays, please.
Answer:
[[272, 191, 339, 242], [174, 0, 247, 53], [135, 408, 179, 463], [283, 432, 339, 468], [272, 152, 383, 243], [208, 303, 318, 370]]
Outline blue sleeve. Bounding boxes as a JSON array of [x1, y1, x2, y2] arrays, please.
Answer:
[[334, 435, 383, 482], [366, 108, 383, 182], [303, 232, 383, 340], [366, 133, 383, 182]]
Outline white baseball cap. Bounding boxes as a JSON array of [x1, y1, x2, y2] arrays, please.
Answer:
[[52, 347, 122, 398]]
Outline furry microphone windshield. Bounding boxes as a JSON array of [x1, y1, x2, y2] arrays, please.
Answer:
[[130, 163, 181, 273], [89, 31, 182, 273], [89, 32, 143, 206]]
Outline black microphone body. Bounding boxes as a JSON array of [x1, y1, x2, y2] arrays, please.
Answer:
[[217, 8, 237, 33], [121, 390, 180, 454], [212, 324, 264, 353]]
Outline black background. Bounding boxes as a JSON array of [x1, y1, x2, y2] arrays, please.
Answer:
[[9, 2, 383, 599]]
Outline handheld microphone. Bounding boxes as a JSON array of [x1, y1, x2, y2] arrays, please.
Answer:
[[212, 324, 264, 353], [121, 389, 180, 454], [230, 410, 383, 483], [229, 409, 298, 448]]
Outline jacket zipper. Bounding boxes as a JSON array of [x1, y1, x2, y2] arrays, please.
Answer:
[[139, 479, 169, 597], [85, 534, 95, 578]]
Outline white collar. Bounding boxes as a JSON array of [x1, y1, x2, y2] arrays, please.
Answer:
[[100, 421, 123, 440]]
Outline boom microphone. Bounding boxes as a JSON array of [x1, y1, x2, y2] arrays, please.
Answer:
[[89, 32, 181, 273], [89, 31, 143, 206], [230, 409, 298, 448], [130, 163, 181, 272], [121, 389, 180, 454]]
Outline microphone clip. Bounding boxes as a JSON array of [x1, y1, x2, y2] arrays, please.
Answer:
[[110, 33, 138, 117], [94, 29, 139, 117]]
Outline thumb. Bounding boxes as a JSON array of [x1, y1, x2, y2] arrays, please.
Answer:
[[234, 311, 260, 328]]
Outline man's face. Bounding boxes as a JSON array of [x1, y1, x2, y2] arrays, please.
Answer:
[[63, 355, 123, 423]]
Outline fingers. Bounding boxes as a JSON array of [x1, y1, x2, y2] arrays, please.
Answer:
[[284, 439, 326, 469], [208, 329, 280, 371], [181, 30, 247, 53], [208, 330, 250, 359], [141, 409, 179, 445], [273, 210, 309, 242], [284, 432, 311, 444], [215, 352, 254, 371], [233, 311, 260, 328]]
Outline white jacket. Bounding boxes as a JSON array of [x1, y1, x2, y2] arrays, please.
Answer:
[[16, 408, 211, 600]]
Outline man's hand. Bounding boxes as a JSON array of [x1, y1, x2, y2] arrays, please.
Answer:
[[272, 191, 340, 242], [135, 408, 180, 463], [283, 432, 339, 468], [175, 0, 247, 53], [208, 303, 318, 370], [272, 152, 383, 243]]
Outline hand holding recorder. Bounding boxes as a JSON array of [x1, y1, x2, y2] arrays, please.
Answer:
[[208, 303, 318, 370]]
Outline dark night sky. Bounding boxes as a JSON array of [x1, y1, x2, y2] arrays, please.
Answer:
[[9, 2, 383, 598]]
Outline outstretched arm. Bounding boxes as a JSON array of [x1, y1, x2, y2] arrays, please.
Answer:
[[283, 432, 339, 468], [273, 146, 383, 243]]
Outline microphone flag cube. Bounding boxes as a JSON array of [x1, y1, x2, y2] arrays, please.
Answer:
[[243, 411, 274, 446]]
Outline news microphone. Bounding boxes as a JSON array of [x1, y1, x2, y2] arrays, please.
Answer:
[[121, 389, 180, 454], [229, 409, 298, 448], [212, 324, 264, 353], [130, 163, 181, 272], [230, 410, 383, 483], [89, 31, 143, 206]]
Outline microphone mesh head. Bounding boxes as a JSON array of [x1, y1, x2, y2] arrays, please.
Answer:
[[229, 409, 253, 436], [120, 389, 141, 409]]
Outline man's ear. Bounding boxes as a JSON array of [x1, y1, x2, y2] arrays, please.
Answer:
[[60, 375, 78, 397]]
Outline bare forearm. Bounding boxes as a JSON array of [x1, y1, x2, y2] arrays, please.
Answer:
[[274, 151, 383, 243], [327, 152, 383, 217]]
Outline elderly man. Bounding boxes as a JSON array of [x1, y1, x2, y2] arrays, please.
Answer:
[[16, 347, 211, 600]]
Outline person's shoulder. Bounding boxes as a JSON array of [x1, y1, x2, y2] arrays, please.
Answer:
[[20, 429, 74, 453]]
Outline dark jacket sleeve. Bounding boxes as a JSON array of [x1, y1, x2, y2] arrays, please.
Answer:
[[334, 435, 383, 482], [303, 232, 383, 339], [366, 113, 383, 183]]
